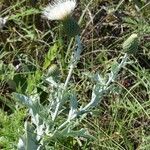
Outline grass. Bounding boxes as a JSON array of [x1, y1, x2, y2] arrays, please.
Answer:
[[0, 109, 26, 149], [0, 0, 150, 149]]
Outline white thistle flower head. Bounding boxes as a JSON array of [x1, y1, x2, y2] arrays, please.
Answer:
[[43, 0, 76, 20]]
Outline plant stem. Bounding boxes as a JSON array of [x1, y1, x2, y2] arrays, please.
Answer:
[[58, 53, 128, 130], [64, 35, 82, 89], [52, 35, 82, 121]]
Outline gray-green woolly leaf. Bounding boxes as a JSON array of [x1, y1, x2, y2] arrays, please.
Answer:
[[79, 84, 103, 113], [18, 122, 40, 150], [70, 93, 78, 110], [25, 122, 40, 150], [36, 123, 45, 141], [30, 98, 42, 115], [83, 72, 105, 85], [90, 85, 103, 106], [70, 35, 82, 65], [13, 93, 33, 108], [18, 137, 25, 150], [29, 101, 44, 128], [61, 127, 95, 139], [111, 61, 119, 73], [30, 111, 40, 126], [68, 93, 78, 120], [109, 61, 120, 80], [45, 76, 59, 87], [94, 73, 106, 86]]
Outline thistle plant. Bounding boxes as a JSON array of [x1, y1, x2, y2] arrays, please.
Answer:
[[13, 0, 139, 149], [43, 0, 80, 37]]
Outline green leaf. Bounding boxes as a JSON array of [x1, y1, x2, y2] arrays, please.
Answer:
[[9, 8, 40, 20], [43, 44, 58, 70]]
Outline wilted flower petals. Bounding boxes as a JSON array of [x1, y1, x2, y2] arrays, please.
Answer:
[[0, 16, 8, 29]]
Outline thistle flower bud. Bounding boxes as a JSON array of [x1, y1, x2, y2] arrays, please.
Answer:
[[47, 64, 60, 77], [62, 17, 80, 37], [122, 34, 138, 54]]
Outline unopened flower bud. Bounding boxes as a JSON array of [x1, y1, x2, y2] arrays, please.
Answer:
[[47, 64, 60, 77], [122, 33, 138, 54], [62, 17, 80, 37]]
